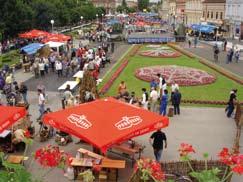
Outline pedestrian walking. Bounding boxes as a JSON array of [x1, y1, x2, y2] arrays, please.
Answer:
[[214, 45, 219, 63], [235, 49, 240, 63], [171, 89, 181, 115], [160, 89, 168, 116], [224, 40, 227, 51], [150, 87, 159, 112], [55, 60, 63, 77], [194, 36, 198, 48], [149, 129, 167, 162], [38, 89, 45, 119], [19, 82, 28, 104], [141, 88, 149, 110], [188, 39, 191, 48], [226, 89, 237, 118]]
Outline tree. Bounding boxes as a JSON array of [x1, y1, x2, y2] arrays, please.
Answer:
[[138, 0, 149, 11], [122, 0, 127, 7]]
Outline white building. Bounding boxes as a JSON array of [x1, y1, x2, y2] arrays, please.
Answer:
[[225, 0, 243, 39]]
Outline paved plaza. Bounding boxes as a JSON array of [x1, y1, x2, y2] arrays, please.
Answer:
[[11, 40, 242, 181]]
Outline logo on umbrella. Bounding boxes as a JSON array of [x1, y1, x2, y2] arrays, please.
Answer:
[[115, 116, 142, 130], [68, 114, 92, 129], [13, 113, 21, 120]]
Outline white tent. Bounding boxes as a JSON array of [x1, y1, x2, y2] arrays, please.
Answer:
[[45, 41, 66, 54]]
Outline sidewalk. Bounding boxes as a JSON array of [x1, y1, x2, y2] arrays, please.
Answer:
[[181, 42, 243, 77]]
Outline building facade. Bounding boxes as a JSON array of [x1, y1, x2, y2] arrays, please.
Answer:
[[225, 0, 243, 39], [159, 0, 169, 20], [184, 0, 203, 26], [115, 0, 138, 8], [176, 0, 186, 24], [201, 0, 226, 26], [91, 0, 116, 13]]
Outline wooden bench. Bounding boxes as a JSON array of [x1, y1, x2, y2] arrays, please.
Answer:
[[78, 148, 106, 160], [109, 140, 145, 166], [7, 155, 28, 164]]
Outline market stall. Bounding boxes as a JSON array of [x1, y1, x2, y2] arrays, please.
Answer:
[[43, 97, 169, 153]]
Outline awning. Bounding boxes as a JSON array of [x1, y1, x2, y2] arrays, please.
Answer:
[[45, 41, 65, 48], [43, 97, 169, 153], [190, 24, 216, 33], [42, 33, 71, 43], [0, 106, 27, 133], [19, 29, 49, 39], [20, 43, 44, 55]]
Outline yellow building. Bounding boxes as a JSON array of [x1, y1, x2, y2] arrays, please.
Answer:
[[201, 0, 226, 26], [184, 0, 203, 25]]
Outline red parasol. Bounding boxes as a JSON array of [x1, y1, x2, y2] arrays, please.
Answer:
[[19, 29, 50, 39], [43, 97, 169, 153], [0, 106, 27, 133], [42, 33, 71, 43]]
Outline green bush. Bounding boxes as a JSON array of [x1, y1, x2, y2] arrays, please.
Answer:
[[2, 58, 12, 63]]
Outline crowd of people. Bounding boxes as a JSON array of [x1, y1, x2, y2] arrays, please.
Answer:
[[116, 73, 182, 117]]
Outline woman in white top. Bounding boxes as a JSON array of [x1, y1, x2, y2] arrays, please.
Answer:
[[55, 60, 63, 77]]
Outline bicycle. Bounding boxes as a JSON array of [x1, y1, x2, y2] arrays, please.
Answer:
[[165, 172, 192, 182]]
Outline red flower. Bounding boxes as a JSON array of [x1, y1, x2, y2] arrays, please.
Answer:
[[92, 164, 102, 172], [178, 143, 196, 157], [34, 145, 71, 168], [232, 165, 243, 175], [24, 130, 31, 138]]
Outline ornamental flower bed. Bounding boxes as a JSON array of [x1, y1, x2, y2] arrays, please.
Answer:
[[129, 158, 165, 182], [139, 47, 181, 58], [99, 59, 129, 94], [35, 145, 72, 168], [135, 65, 216, 86]]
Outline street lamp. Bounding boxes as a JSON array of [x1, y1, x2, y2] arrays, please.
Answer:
[[96, 14, 98, 23], [50, 19, 54, 32], [80, 16, 83, 24]]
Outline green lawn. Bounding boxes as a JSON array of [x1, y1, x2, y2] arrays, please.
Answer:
[[100, 46, 243, 102]]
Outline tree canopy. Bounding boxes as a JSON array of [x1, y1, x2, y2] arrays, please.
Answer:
[[138, 0, 149, 11], [0, 0, 104, 40]]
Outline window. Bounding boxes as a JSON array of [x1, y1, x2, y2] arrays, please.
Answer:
[[211, 12, 213, 19], [220, 12, 223, 19], [207, 11, 210, 18], [216, 12, 218, 19], [203, 11, 205, 18]]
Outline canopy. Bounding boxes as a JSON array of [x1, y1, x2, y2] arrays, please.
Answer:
[[42, 33, 71, 43], [45, 41, 65, 48], [43, 97, 169, 153], [0, 106, 27, 133], [190, 24, 216, 33], [19, 29, 49, 39], [20, 43, 44, 55]]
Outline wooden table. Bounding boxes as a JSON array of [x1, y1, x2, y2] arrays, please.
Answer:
[[109, 140, 145, 166], [78, 148, 106, 160], [72, 158, 125, 182], [7, 155, 25, 164]]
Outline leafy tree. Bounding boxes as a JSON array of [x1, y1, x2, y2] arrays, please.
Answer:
[[138, 0, 149, 11], [122, 0, 127, 7]]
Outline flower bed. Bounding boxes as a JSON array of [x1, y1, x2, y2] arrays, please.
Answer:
[[135, 65, 216, 86], [99, 59, 129, 94], [139, 47, 181, 58]]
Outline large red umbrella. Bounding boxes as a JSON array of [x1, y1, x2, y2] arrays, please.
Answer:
[[42, 33, 71, 43], [0, 106, 27, 133], [19, 29, 49, 39], [43, 97, 169, 153]]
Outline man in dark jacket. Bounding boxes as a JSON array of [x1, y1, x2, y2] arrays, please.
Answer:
[[171, 89, 181, 115]]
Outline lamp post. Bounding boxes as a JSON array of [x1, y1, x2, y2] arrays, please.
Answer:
[[96, 14, 98, 23], [80, 16, 83, 25], [50, 19, 54, 32]]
